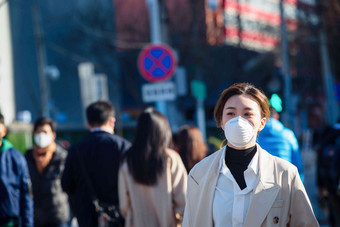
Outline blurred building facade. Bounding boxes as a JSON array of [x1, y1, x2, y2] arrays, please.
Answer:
[[1, 0, 339, 142], [205, 0, 337, 136]]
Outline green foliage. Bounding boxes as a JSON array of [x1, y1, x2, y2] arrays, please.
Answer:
[[6, 132, 33, 154]]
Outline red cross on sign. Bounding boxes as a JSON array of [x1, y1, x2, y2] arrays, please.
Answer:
[[138, 44, 177, 82]]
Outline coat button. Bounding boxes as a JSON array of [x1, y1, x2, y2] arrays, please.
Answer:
[[273, 216, 279, 224]]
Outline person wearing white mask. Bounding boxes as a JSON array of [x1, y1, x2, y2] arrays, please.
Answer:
[[25, 117, 70, 227], [182, 83, 319, 227]]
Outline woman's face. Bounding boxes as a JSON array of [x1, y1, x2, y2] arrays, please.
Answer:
[[221, 94, 267, 140]]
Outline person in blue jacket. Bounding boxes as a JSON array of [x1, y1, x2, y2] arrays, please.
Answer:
[[0, 113, 33, 227], [257, 108, 304, 182]]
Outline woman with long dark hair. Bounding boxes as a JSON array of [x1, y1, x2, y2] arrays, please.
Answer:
[[118, 107, 187, 227]]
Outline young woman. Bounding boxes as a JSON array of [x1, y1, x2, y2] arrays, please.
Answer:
[[118, 108, 187, 227], [182, 83, 318, 227]]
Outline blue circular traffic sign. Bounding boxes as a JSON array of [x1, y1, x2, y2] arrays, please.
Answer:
[[138, 44, 177, 82]]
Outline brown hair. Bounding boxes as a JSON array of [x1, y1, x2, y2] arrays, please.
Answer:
[[213, 83, 270, 127], [173, 125, 208, 172]]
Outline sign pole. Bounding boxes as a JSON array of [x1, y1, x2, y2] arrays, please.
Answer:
[[146, 0, 167, 116], [191, 80, 207, 142], [319, 26, 338, 125], [146, 0, 161, 44], [279, 0, 293, 129], [32, 2, 50, 118], [197, 98, 206, 142]]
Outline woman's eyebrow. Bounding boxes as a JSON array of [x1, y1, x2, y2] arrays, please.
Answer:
[[225, 107, 254, 111]]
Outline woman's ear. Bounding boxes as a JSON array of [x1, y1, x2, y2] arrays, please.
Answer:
[[221, 121, 225, 131], [258, 117, 267, 132]]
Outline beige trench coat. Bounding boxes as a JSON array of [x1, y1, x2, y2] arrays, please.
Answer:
[[119, 149, 187, 227], [182, 145, 319, 227]]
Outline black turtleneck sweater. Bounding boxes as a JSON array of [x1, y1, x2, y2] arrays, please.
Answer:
[[225, 145, 257, 190]]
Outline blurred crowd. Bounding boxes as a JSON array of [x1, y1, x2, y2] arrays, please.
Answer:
[[0, 83, 332, 227]]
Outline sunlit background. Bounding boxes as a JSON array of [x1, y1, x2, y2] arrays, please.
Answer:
[[1, 1, 340, 224]]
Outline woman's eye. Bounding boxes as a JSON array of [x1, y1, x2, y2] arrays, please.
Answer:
[[227, 112, 234, 116], [244, 113, 252, 116]]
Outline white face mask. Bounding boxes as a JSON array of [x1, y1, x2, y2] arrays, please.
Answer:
[[34, 133, 53, 148], [224, 116, 255, 148]]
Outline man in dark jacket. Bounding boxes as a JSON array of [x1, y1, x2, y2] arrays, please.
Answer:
[[25, 117, 69, 227], [0, 113, 33, 227], [61, 100, 131, 227]]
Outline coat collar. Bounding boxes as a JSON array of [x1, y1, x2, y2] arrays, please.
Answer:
[[190, 144, 280, 226], [0, 139, 13, 152]]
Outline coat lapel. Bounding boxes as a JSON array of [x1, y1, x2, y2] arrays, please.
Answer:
[[189, 146, 224, 227], [201, 147, 224, 226], [244, 146, 280, 226]]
